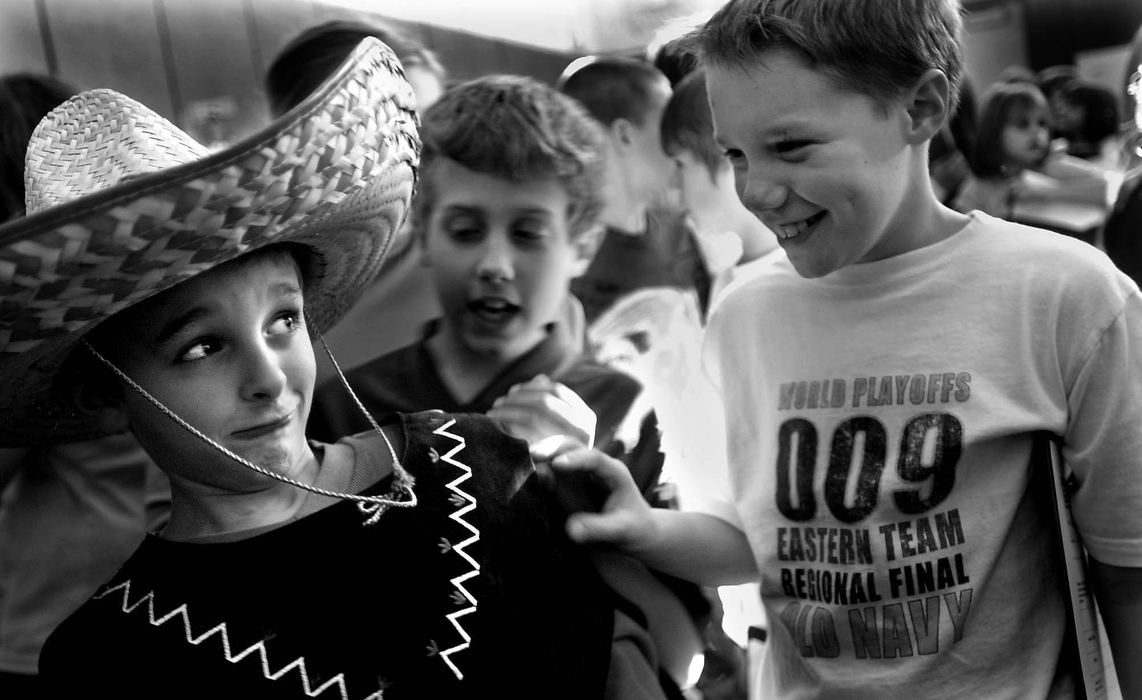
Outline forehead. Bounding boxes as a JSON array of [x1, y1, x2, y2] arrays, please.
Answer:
[[108, 251, 301, 332], [428, 159, 571, 217], [705, 48, 878, 141]]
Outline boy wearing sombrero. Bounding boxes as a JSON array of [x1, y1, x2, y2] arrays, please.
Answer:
[[0, 39, 634, 699]]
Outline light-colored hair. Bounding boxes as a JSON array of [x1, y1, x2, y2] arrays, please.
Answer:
[[689, 0, 965, 115], [413, 75, 607, 242]]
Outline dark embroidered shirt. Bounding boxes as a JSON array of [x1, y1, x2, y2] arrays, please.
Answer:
[[40, 412, 613, 699]]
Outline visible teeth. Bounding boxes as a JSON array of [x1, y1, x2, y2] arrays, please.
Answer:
[[778, 219, 810, 240]]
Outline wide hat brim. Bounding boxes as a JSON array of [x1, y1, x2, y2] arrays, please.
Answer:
[[0, 37, 420, 446]]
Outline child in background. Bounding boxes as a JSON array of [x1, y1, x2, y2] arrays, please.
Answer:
[[307, 74, 668, 507], [0, 72, 170, 696], [2, 39, 662, 699], [1055, 79, 1122, 167], [307, 75, 707, 695], [546, 0, 1142, 697], [953, 80, 1111, 224], [558, 57, 713, 321], [659, 69, 780, 312]]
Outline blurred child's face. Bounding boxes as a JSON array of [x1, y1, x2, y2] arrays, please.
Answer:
[[625, 82, 677, 208], [96, 250, 317, 491], [422, 159, 585, 364], [707, 48, 926, 278], [1001, 103, 1051, 172], [671, 149, 720, 213]]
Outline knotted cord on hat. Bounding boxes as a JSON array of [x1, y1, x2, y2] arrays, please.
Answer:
[[80, 334, 417, 526]]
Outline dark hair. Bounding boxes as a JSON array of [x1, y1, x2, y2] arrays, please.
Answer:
[[689, 0, 965, 116], [1035, 64, 1078, 100], [414, 75, 607, 242], [0, 73, 79, 222], [1061, 80, 1119, 158], [265, 20, 446, 118], [652, 37, 701, 87], [557, 56, 671, 127], [971, 81, 1049, 177], [660, 71, 722, 179]]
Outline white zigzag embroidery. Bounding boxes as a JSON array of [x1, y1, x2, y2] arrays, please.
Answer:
[[93, 580, 383, 700], [431, 418, 480, 681]]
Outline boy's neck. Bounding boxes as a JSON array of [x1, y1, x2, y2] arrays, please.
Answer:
[[160, 455, 319, 541], [426, 323, 552, 405]]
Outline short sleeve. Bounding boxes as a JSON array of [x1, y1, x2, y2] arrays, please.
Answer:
[[1064, 289, 1142, 567]]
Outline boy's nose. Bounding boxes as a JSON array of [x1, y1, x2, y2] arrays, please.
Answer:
[[241, 342, 288, 401], [476, 241, 514, 282], [739, 173, 787, 214]]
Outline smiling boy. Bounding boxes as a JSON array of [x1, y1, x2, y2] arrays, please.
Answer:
[[548, 1, 1142, 698]]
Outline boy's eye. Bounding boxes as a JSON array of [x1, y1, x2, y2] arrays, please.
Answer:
[[774, 139, 812, 156], [178, 338, 220, 363], [512, 220, 548, 241], [722, 148, 746, 165], [444, 215, 484, 241], [268, 311, 302, 335]]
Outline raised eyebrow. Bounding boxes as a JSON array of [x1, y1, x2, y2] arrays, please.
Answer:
[[153, 306, 212, 347]]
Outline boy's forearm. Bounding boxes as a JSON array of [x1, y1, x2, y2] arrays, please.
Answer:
[[1089, 558, 1142, 698], [630, 509, 759, 587]]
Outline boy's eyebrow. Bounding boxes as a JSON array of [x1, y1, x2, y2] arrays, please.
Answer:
[[440, 204, 556, 219], [153, 306, 213, 346], [152, 281, 302, 346]]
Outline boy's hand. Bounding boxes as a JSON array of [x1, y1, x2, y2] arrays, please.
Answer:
[[544, 444, 656, 550], [488, 375, 596, 449]]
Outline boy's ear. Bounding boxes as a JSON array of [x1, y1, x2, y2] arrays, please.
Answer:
[[570, 224, 604, 277], [904, 69, 952, 145], [610, 118, 635, 148], [71, 381, 130, 435]]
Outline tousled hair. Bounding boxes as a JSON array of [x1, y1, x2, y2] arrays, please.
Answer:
[[557, 57, 671, 127], [265, 20, 446, 118], [660, 71, 723, 180], [970, 81, 1049, 177], [688, 0, 965, 115], [1061, 80, 1119, 154], [413, 75, 607, 242]]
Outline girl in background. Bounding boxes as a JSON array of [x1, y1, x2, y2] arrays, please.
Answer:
[[953, 81, 1110, 225]]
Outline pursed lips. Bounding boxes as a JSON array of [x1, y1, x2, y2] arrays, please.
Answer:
[[232, 411, 294, 439]]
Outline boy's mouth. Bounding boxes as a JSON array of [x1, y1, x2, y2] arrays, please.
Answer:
[[233, 412, 294, 439], [775, 211, 826, 241], [468, 297, 520, 324]]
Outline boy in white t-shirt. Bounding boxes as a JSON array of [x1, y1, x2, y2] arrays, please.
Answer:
[[549, 1, 1142, 697]]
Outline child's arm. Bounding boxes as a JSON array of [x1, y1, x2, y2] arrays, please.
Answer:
[[1089, 558, 1142, 698], [548, 445, 758, 586]]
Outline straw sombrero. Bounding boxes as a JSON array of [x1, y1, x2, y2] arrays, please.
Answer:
[[0, 36, 420, 446]]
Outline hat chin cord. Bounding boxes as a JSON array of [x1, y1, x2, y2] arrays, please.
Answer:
[[80, 335, 417, 526]]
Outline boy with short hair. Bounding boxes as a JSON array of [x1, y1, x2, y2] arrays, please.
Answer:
[[307, 75, 708, 693], [0, 39, 659, 699], [548, 1, 1142, 697], [308, 74, 668, 502], [658, 69, 780, 312], [557, 57, 713, 321]]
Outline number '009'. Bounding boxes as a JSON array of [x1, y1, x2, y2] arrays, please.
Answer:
[[775, 413, 962, 523]]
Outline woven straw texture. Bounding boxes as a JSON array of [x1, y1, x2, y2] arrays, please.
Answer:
[[0, 37, 420, 446]]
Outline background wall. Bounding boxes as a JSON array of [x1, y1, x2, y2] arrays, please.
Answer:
[[0, 0, 577, 146], [0, 0, 1139, 147]]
